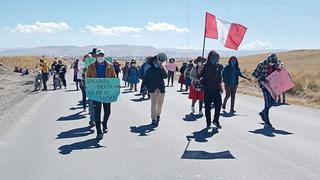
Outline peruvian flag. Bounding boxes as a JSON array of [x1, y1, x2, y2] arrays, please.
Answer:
[[205, 12, 247, 50]]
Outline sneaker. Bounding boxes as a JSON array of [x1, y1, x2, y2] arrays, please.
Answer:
[[212, 121, 222, 129], [230, 109, 236, 114], [157, 116, 160, 121], [96, 133, 103, 140], [191, 106, 195, 114], [89, 120, 96, 126], [103, 127, 108, 134], [222, 104, 226, 110]]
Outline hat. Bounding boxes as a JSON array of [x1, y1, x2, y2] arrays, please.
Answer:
[[96, 48, 105, 55], [156, 53, 167, 63]]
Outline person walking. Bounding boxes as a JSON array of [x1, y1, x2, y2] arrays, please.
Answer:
[[184, 61, 194, 92], [86, 48, 116, 140], [178, 62, 188, 91], [39, 59, 49, 91], [252, 53, 282, 127], [71, 59, 80, 90], [189, 57, 205, 115], [200, 50, 223, 129], [222, 56, 251, 114], [143, 55, 168, 126], [166, 58, 177, 87], [128, 60, 140, 91], [113, 60, 121, 78], [122, 61, 130, 87], [139, 57, 152, 99]]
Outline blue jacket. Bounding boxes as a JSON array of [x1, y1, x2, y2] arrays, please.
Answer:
[[222, 64, 245, 86]]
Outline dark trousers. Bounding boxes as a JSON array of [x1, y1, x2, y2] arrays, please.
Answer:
[[60, 75, 67, 87], [262, 88, 275, 123], [42, 73, 48, 90], [167, 71, 174, 86], [204, 89, 222, 125], [93, 101, 111, 134], [79, 80, 86, 110], [223, 85, 237, 111]]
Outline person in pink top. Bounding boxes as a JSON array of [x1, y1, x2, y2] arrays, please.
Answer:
[[166, 58, 177, 87]]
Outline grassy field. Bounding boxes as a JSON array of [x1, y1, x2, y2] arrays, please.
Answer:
[[171, 50, 320, 108]]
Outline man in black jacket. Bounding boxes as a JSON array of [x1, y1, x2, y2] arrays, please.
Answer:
[[199, 50, 223, 129], [143, 55, 168, 125]]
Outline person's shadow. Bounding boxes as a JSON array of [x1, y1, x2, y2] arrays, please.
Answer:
[[182, 128, 235, 160], [56, 126, 94, 139], [58, 139, 104, 155], [183, 113, 203, 122], [130, 123, 157, 136], [186, 127, 219, 143], [57, 111, 86, 121], [249, 125, 293, 137]]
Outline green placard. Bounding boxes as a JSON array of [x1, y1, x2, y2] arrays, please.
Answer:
[[85, 57, 96, 68], [85, 78, 120, 103]]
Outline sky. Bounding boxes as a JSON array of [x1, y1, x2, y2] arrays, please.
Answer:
[[0, 0, 319, 50]]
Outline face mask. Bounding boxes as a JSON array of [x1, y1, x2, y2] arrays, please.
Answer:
[[230, 61, 236, 66], [132, 64, 136, 67], [154, 63, 160, 68], [97, 57, 104, 63], [211, 59, 217, 65], [197, 62, 203, 66]]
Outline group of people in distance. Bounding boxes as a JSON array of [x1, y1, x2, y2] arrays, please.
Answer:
[[74, 47, 284, 140]]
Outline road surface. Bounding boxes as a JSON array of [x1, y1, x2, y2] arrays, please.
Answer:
[[0, 74, 320, 180]]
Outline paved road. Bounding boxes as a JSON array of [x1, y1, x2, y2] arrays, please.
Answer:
[[0, 74, 320, 180]]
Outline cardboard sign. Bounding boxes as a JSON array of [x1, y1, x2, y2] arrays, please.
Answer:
[[85, 78, 120, 103], [77, 61, 85, 80], [263, 68, 294, 99]]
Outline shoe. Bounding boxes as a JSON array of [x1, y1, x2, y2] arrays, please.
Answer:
[[222, 104, 226, 110], [103, 127, 108, 134], [191, 106, 195, 114], [212, 121, 222, 129], [151, 119, 157, 125], [96, 133, 103, 140], [259, 111, 266, 123], [89, 120, 96, 126], [199, 110, 203, 116], [206, 122, 211, 128], [157, 116, 160, 121], [264, 122, 273, 128], [230, 109, 236, 114]]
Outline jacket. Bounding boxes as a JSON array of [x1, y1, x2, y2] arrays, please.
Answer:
[[143, 66, 168, 93], [222, 65, 245, 86], [86, 61, 116, 78], [190, 66, 201, 85], [199, 63, 223, 91], [40, 61, 49, 73]]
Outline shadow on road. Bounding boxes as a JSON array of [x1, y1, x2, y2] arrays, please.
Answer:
[[182, 135, 236, 160], [56, 126, 94, 139], [249, 125, 293, 137], [130, 98, 148, 103], [183, 113, 203, 122], [187, 127, 219, 143], [57, 111, 86, 121], [64, 89, 79, 92], [130, 123, 157, 136], [221, 111, 249, 118], [58, 139, 104, 155]]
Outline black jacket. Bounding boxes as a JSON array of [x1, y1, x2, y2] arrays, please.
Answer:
[[199, 63, 223, 91], [143, 66, 168, 93]]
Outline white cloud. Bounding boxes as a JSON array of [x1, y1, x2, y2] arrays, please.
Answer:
[[145, 22, 189, 33], [14, 21, 69, 33], [242, 40, 273, 50], [85, 25, 141, 36]]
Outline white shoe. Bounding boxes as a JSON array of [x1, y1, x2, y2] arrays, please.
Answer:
[[199, 111, 203, 116], [191, 106, 195, 114]]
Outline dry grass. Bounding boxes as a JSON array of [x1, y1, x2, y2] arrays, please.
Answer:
[[0, 56, 70, 71]]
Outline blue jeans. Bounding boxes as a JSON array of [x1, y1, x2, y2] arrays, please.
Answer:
[[262, 88, 276, 123]]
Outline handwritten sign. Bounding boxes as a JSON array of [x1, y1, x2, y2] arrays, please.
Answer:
[[85, 78, 120, 103], [263, 68, 294, 99]]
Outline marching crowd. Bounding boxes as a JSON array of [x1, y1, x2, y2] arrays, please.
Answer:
[[36, 48, 285, 140]]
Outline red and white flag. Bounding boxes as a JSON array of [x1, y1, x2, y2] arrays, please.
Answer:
[[205, 12, 247, 50]]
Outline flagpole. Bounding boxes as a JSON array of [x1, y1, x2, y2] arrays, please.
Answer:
[[202, 12, 207, 58]]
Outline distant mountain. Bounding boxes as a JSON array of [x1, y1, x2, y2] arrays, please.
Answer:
[[0, 45, 286, 58]]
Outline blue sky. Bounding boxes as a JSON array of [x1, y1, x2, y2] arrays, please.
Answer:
[[0, 0, 319, 50]]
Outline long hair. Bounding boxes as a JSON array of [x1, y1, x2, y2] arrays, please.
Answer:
[[228, 56, 239, 67], [207, 50, 220, 63]]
